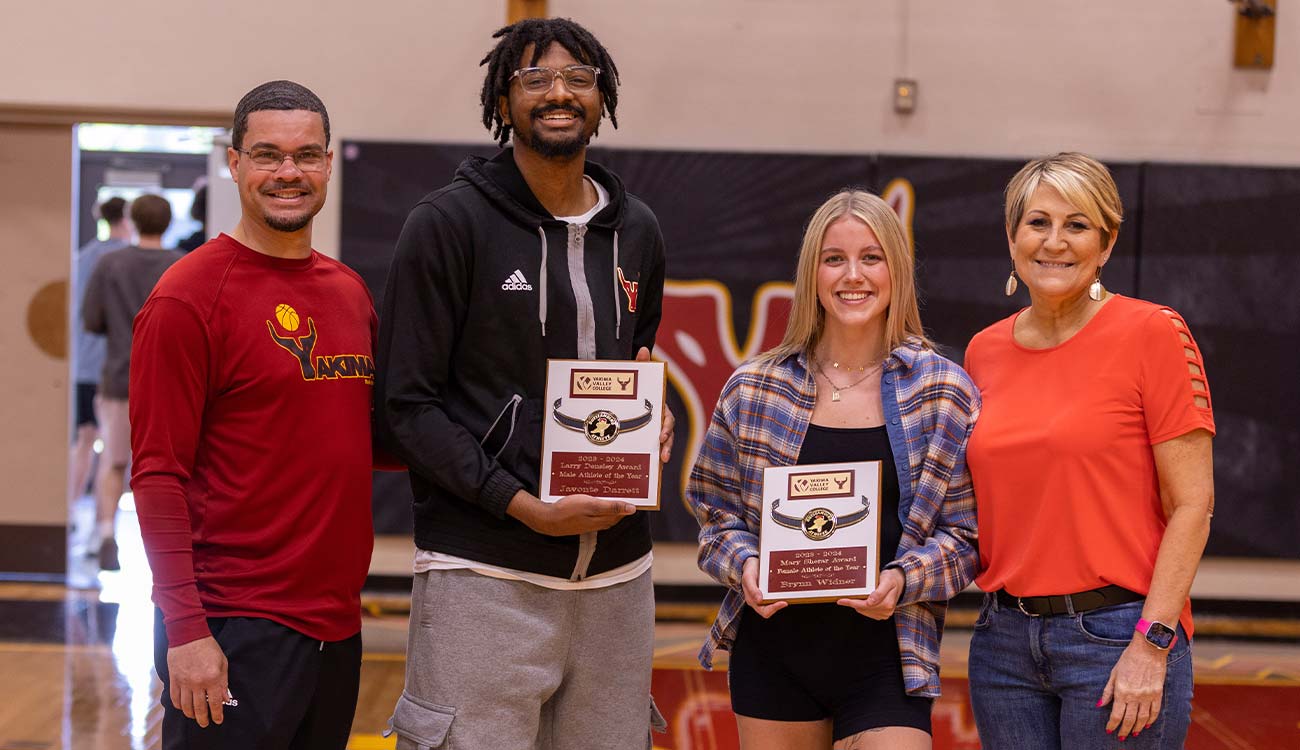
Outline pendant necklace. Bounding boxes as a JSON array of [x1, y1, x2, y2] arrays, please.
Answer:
[[831, 360, 871, 373], [814, 357, 883, 402]]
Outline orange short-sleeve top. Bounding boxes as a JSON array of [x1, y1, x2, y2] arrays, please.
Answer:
[[964, 295, 1215, 636]]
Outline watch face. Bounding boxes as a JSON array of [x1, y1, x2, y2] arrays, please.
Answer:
[[1145, 621, 1176, 650]]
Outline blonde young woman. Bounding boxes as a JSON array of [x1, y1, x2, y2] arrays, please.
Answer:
[[965, 153, 1215, 749], [688, 190, 980, 750]]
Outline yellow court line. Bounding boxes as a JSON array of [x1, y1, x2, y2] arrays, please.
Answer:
[[1185, 675, 1300, 687], [1191, 707, 1260, 750], [348, 734, 395, 750], [653, 642, 701, 658]]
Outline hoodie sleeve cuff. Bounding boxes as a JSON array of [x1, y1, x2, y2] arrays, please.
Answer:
[[479, 467, 525, 519]]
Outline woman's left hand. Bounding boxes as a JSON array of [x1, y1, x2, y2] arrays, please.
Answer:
[[1099, 639, 1169, 740], [837, 568, 904, 619]]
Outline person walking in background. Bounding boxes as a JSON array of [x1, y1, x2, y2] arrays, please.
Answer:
[[177, 181, 207, 253], [964, 153, 1215, 748], [68, 196, 129, 514], [81, 193, 181, 570]]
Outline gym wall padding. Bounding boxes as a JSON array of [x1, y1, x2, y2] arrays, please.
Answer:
[[342, 141, 1299, 559]]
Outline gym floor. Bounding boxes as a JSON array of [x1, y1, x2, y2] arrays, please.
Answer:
[[3, 509, 1297, 750]]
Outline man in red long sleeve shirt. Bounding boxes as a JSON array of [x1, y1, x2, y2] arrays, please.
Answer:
[[130, 81, 377, 749]]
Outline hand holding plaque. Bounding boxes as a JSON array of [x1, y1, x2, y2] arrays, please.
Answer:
[[539, 359, 665, 509], [757, 461, 882, 603]]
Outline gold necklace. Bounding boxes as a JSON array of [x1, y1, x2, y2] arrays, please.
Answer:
[[831, 359, 875, 373], [814, 358, 884, 402]]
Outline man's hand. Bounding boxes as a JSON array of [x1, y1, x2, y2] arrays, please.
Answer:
[[507, 490, 635, 536], [167, 636, 229, 727], [838, 568, 904, 619], [635, 346, 675, 463], [741, 557, 788, 618]]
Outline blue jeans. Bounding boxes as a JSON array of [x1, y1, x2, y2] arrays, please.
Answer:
[[968, 594, 1193, 749]]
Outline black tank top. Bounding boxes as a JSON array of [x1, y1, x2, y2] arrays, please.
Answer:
[[796, 424, 903, 565]]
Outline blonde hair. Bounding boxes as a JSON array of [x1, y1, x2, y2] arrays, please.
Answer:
[[766, 189, 931, 362], [1005, 152, 1124, 247]]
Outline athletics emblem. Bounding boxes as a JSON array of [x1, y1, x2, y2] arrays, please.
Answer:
[[267, 304, 375, 384], [617, 267, 639, 313], [552, 398, 654, 445], [770, 496, 870, 541]]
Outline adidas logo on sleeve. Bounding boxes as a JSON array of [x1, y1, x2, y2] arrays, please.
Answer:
[[501, 269, 534, 291]]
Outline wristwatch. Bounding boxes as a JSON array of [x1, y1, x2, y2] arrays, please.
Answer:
[[1135, 617, 1177, 650]]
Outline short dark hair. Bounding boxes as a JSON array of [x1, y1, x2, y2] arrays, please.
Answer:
[[98, 196, 127, 225], [190, 185, 207, 222], [479, 17, 621, 147], [130, 194, 172, 237], [231, 80, 330, 150]]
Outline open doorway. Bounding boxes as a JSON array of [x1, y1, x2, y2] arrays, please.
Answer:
[[68, 122, 226, 590]]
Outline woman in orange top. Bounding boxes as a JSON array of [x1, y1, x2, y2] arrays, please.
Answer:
[[964, 153, 1215, 749]]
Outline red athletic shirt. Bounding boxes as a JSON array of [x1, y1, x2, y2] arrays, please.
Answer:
[[130, 234, 377, 647], [965, 296, 1215, 637]]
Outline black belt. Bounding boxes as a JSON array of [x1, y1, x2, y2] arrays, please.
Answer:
[[996, 585, 1143, 617]]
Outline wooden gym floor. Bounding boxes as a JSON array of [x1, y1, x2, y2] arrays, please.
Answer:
[[2, 510, 1297, 749]]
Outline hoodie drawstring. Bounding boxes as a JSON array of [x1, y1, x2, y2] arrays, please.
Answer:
[[612, 231, 622, 340], [479, 394, 522, 460], [537, 227, 548, 337]]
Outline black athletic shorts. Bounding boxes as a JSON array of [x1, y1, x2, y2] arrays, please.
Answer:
[[153, 609, 361, 750], [75, 382, 97, 427], [727, 603, 933, 740]]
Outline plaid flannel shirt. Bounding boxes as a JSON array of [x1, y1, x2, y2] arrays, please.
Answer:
[[686, 340, 981, 697]]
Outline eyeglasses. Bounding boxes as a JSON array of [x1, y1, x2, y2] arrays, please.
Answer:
[[510, 65, 602, 94], [236, 148, 328, 172]]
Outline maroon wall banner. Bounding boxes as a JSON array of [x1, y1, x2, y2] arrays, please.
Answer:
[[342, 141, 1299, 559]]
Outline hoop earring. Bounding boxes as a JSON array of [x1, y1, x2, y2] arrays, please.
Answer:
[[1004, 266, 1019, 297], [1088, 267, 1104, 301]]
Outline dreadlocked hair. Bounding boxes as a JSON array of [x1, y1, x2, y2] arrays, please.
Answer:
[[479, 17, 621, 147]]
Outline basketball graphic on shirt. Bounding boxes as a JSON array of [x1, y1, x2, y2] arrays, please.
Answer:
[[275, 303, 300, 332]]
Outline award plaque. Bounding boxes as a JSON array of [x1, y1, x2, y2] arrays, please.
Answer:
[[539, 359, 665, 509], [757, 461, 882, 603]]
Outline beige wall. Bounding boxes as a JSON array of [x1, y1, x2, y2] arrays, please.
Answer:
[[4, 1, 1298, 257], [3, 0, 504, 257], [571, 0, 1299, 164], [7, 1, 1296, 162], [0, 124, 73, 526]]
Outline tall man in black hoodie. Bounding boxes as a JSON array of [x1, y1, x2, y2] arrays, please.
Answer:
[[375, 17, 672, 750]]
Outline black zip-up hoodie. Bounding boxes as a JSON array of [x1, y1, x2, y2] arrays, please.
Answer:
[[375, 149, 666, 580]]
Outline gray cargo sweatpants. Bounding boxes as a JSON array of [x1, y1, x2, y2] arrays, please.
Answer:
[[386, 567, 657, 749]]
